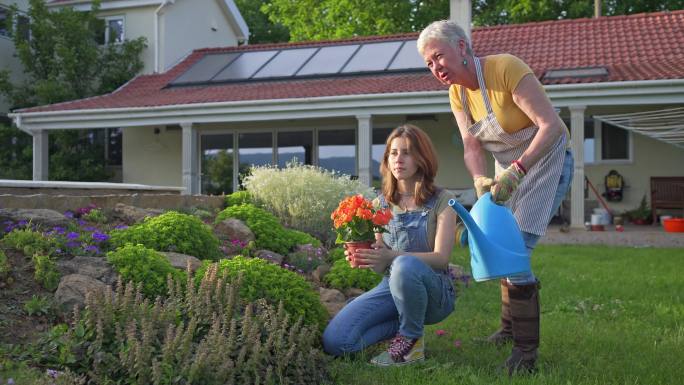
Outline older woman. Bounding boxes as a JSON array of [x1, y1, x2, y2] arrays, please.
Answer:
[[417, 20, 574, 374]]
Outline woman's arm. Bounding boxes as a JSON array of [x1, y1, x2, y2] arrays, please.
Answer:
[[511, 73, 565, 170], [354, 207, 457, 271], [454, 109, 487, 178]]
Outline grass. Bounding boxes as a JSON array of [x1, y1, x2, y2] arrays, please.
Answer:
[[328, 245, 684, 385]]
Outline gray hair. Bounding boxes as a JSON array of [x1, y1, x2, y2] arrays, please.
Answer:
[[417, 20, 472, 57]]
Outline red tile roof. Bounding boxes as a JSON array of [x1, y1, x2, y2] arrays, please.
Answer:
[[19, 10, 684, 113]]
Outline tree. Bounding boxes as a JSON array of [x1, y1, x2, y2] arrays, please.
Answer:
[[0, 0, 146, 181], [234, 0, 290, 43]]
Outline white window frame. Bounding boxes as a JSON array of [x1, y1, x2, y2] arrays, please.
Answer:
[[103, 15, 125, 44]]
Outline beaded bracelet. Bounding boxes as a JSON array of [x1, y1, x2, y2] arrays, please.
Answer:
[[512, 160, 527, 175]]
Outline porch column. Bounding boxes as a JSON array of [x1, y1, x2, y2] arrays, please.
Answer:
[[356, 114, 373, 186], [32, 130, 49, 181], [181, 122, 199, 195], [569, 105, 586, 228]]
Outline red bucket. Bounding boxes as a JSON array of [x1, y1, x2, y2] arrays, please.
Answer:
[[663, 218, 684, 233]]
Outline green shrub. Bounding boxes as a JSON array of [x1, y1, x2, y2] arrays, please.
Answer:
[[110, 211, 221, 260], [0, 249, 10, 279], [286, 244, 327, 274], [323, 258, 382, 291], [243, 162, 375, 243], [106, 244, 185, 298], [24, 294, 52, 317], [224, 190, 252, 207], [82, 208, 107, 223], [2, 228, 54, 256], [216, 204, 319, 255], [327, 247, 346, 263], [33, 254, 60, 291], [195, 256, 328, 329], [35, 271, 330, 384]]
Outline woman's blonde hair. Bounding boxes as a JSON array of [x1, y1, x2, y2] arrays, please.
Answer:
[[380, 124, 438, 207], [417, 19, 472, 57]]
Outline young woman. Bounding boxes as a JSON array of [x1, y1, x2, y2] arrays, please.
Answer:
[[322, 124, 457, 366]]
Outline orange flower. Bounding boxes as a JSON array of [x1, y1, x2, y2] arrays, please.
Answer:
[[331, 195, 393, 243]]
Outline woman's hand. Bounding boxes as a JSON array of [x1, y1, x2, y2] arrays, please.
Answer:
[[353, 241, 396, 274]]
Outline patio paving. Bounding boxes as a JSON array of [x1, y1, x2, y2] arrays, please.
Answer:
[[540, 224, 684, 248]]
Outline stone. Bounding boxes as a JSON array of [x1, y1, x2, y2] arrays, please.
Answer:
[[0, 208, 71, 229], [111, 203, 163, 224], [54, 274, 108, 313], [162, 252, 202, 273], [254, 249, 284, 265], [344, 288, 365, 298], [214, 218, 255, 243], [56, 256, 118, 285], [319, 287, 347, 317], [312, 264, 331, 284]]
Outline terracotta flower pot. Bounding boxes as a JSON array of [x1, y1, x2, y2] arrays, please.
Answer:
[[344, 240, 373, 268]]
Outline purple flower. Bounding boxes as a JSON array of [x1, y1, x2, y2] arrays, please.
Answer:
[[65, 241, 81, 249], [92, 232, 110, 242], [114, 224, 128, 230], [3, 220, 12, 225], [46, 369, 59, 378], [66, 232, 80, 240], [17, 220, 28, 227], [77, 219, 86, 226], [82, 226, 97, 232], [7, 378, 15, 385], [64, 211, 74, 218], [84, 245, 100, 254], [52, 226, 66, 234]]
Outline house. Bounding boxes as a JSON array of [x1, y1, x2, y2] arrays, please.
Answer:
[[8, 5, 684, 228], [0, 0, 248, 118], [0, 0, 29, 120]]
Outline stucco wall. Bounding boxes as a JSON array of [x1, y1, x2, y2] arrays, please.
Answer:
[[160, 0, 239, 72], [122, 125, 182, 187], [0, 0, 30, 115], [97, 6, 157, 74]]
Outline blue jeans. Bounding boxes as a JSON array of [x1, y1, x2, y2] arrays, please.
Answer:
[[508, 149, 574, 285], [322, 255, 455, 356]]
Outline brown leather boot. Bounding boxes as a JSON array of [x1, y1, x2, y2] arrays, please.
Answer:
[[504, 280, 540, 375], [486, 279, 513, 346]]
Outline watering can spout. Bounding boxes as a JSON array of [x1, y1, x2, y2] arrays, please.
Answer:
[[449, 192, 530, 282]]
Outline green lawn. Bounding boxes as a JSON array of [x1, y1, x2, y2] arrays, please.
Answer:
[[328, 245, 684, 385]]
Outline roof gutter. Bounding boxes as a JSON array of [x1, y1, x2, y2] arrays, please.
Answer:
[[154, 0, 174, 73]]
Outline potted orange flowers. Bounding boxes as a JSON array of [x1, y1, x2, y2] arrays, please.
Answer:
[[331, 194, 393, 267]]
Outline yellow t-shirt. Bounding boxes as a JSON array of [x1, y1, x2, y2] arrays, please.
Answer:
[[449, 54, 545, 134]]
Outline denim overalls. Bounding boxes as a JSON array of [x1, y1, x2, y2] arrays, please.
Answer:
[[322, 191, 456, 356]]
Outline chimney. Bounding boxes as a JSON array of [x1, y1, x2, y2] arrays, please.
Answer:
[[450, 0, 472, 38]]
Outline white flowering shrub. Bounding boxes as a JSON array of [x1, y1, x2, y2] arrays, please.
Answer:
[[243, 162, 375, 244]]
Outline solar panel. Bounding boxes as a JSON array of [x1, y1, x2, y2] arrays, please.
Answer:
[[171, 53, 240, 85], [341, 41, 403, 73], [167, 38, 428, 87], [253, 48, 318, 78], [388, 40, 425, 70], [212, 50, 278, 81], [296, 45, 359, 76]]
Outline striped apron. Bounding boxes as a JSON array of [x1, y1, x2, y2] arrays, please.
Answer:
[[460, 57, 567, 235]]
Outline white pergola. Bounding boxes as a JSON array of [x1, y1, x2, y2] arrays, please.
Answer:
[[10, 78, 684, 228], [594, 107, 684, 149]]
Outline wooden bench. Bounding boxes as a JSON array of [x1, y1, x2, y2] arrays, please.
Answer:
[[650, 177, 684, 223]]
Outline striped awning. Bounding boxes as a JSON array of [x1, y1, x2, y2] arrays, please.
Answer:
[[594, 107, 684, 149]]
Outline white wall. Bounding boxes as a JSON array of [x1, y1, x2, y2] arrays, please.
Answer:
[[97, 6, 157, 74], [0, 0, 30, 115], [160, 0, 239, 72], [122, 125, 183, 186]]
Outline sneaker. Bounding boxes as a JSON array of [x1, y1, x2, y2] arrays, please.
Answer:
[[370, 334, 424, 367]]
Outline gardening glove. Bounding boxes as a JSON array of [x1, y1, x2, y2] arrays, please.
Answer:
[[473, 176, 495, 198], [491, 162, 526, 204]]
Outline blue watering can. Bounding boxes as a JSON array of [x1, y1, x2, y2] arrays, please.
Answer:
[[448, 192, 531, 282]]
